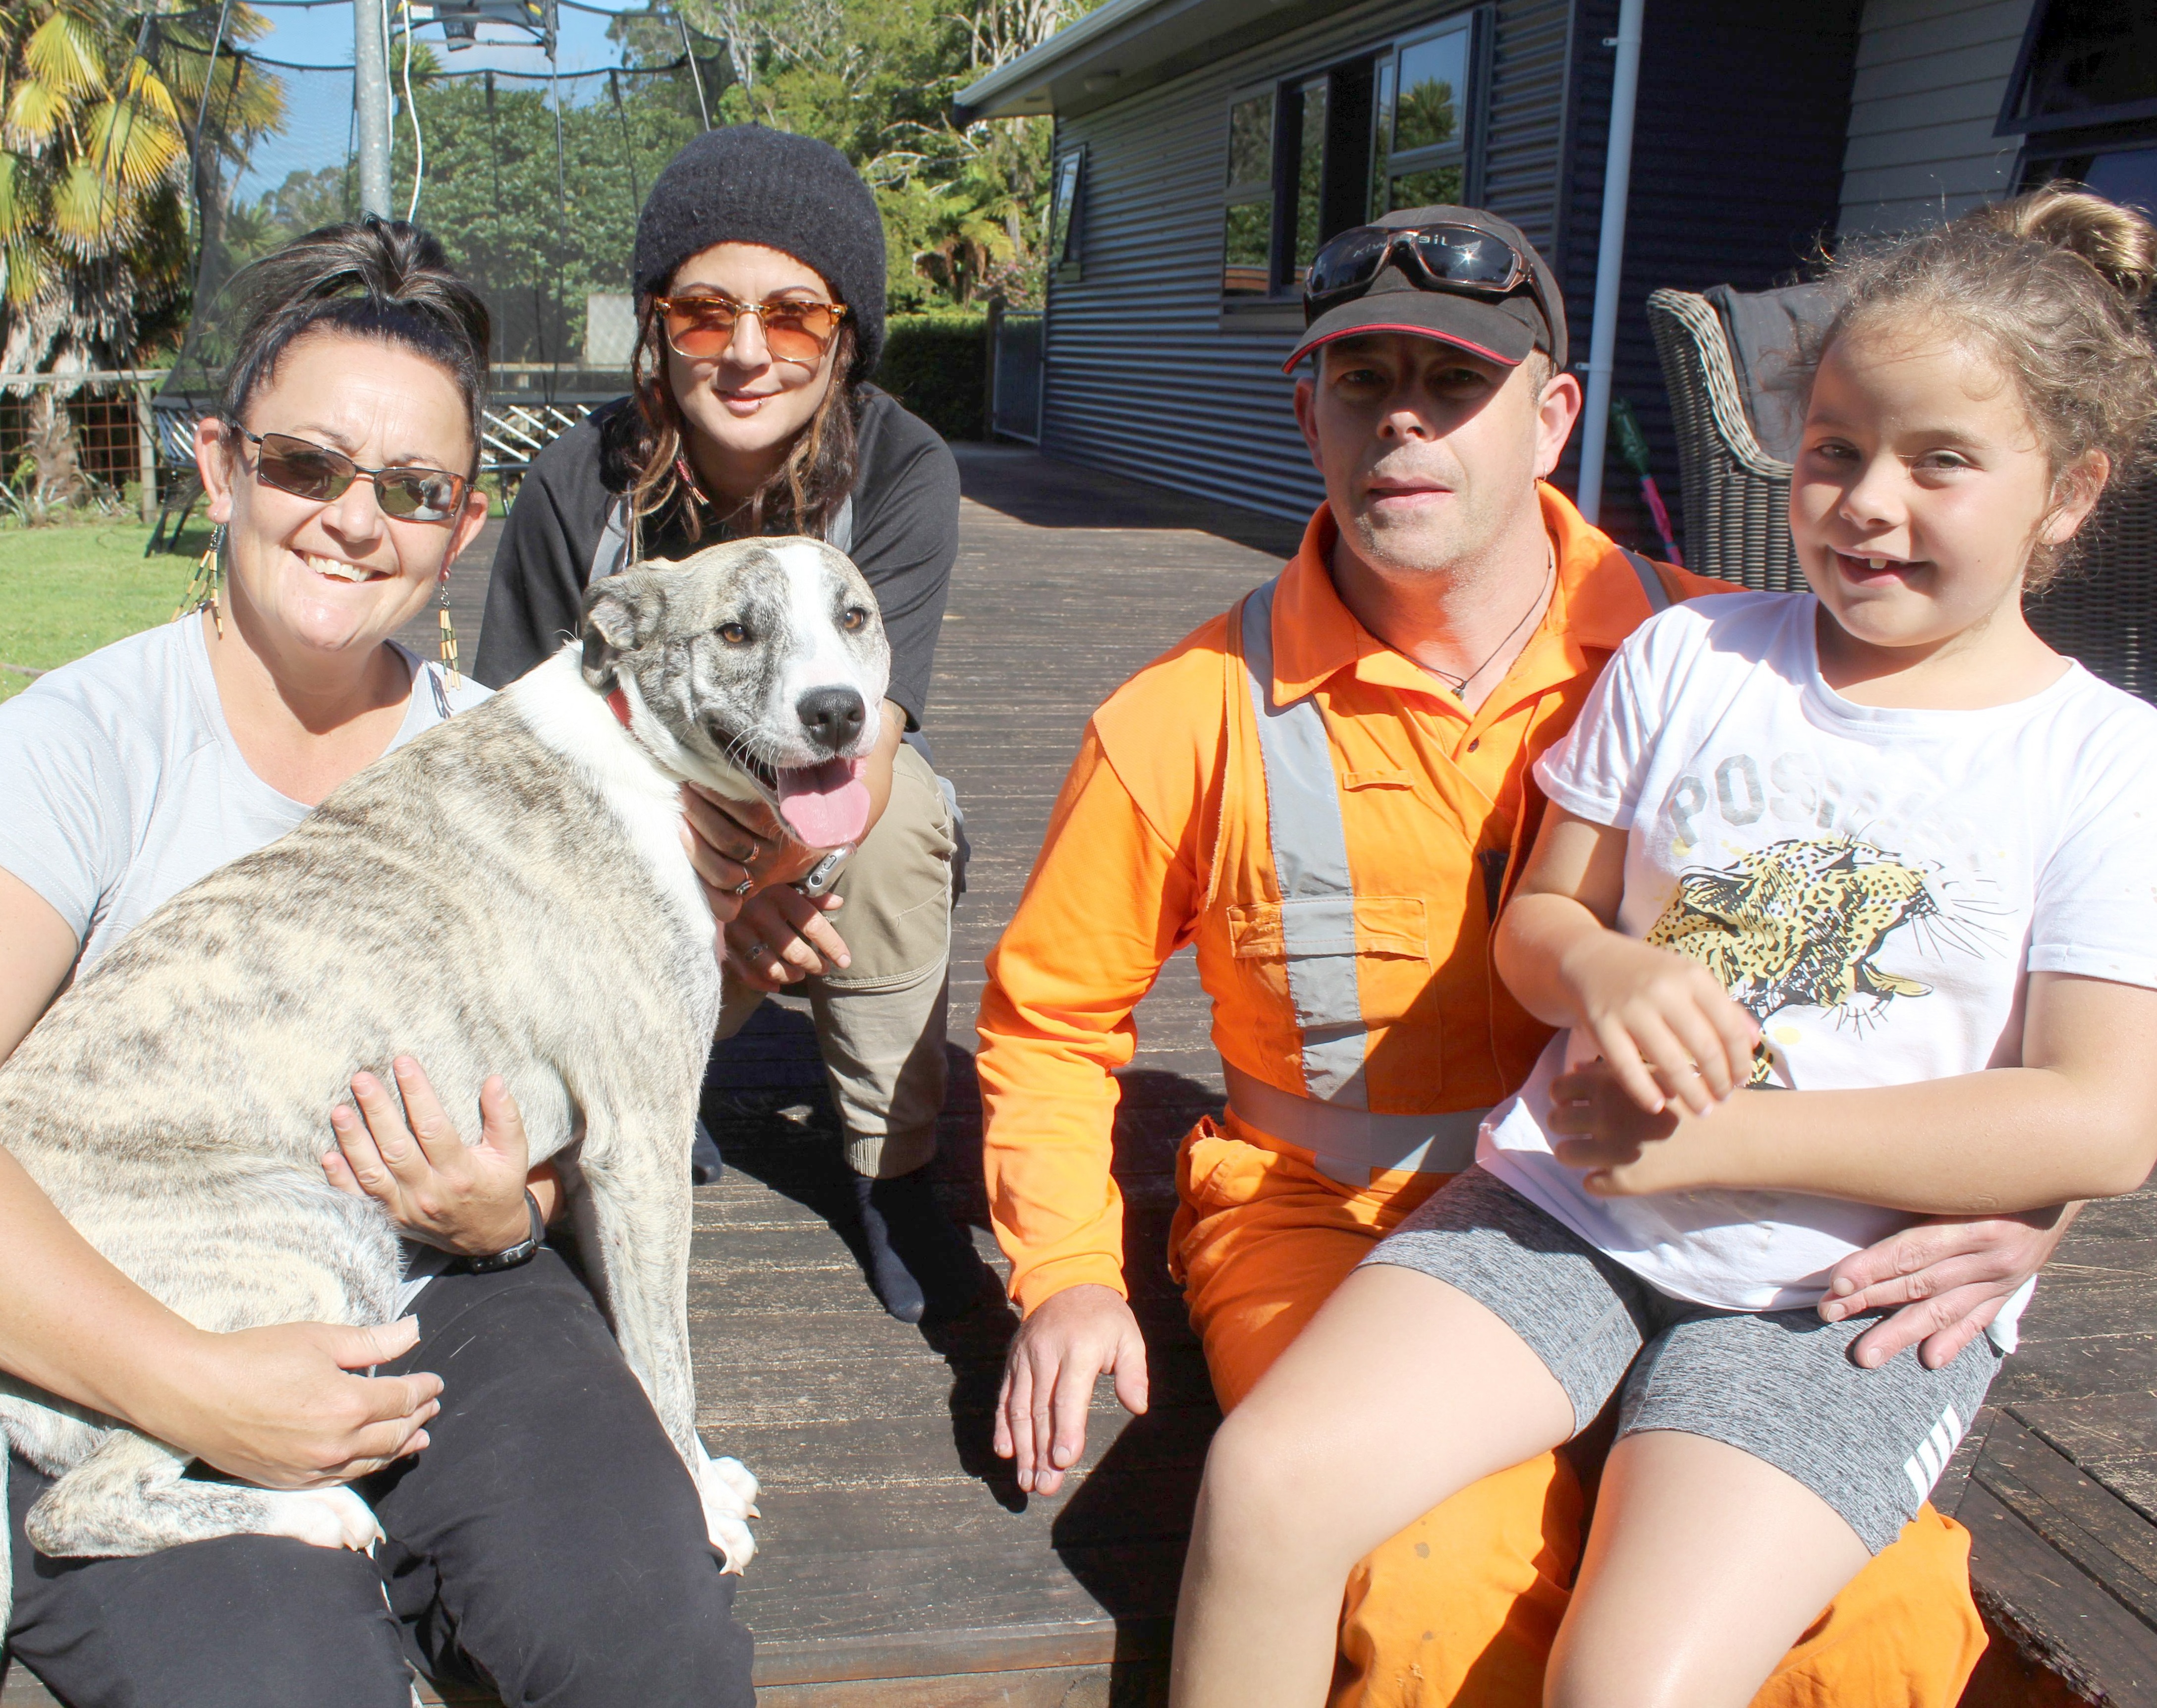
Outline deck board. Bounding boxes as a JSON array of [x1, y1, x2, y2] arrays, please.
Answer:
[[1947, 1183, 2157, 1703]]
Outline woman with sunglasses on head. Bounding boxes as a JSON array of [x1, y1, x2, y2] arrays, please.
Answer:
[[477, 123, 987, 1324], [0, 217, 753, 1708]]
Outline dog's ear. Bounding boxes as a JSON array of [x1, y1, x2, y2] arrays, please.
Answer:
[[581, 573, 666, 688]]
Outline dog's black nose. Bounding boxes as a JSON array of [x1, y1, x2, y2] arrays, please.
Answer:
[[797, 686, 866, 754]]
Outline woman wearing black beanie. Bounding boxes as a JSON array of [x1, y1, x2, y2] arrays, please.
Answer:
[[476, 125, 987, 1324]]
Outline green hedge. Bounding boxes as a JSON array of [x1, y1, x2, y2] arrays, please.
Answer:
[[876, 313, 989, 443]]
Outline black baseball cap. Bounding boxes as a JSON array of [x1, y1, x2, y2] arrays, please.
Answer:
[[1282, 205, 1568, 375]]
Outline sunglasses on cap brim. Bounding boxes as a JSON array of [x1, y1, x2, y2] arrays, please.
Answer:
[[233, 427, 469, 523], [1305, 221, 1548, 322]]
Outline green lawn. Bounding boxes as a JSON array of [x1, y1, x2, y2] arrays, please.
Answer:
[[0, 520, 214, 701]]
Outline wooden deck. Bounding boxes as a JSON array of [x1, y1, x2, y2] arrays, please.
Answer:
[[1940, 1185, 2157, 1706], [6, 447, 2157, 1706]]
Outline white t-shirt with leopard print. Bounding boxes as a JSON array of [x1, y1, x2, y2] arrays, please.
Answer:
[[1479, 590, 2157, 1340]]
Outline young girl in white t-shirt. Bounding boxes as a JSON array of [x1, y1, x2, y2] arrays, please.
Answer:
[[1169, 187, 2157, 1708]]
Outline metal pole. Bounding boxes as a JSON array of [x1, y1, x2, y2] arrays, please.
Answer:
[[1575, 0, 1645, 526], [677, 11, 710, 130], [354, 0, 392, 217], [135, 381, 157, 526]]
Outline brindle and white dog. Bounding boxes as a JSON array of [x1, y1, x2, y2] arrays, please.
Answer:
[[0, 535, 891, 1626]]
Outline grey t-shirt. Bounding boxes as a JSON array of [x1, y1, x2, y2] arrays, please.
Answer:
[[0, 617, 490, 975], [0, 618, 492, 1306]]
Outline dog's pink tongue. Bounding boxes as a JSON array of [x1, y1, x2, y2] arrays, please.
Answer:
[[775, 758, 871, 848]]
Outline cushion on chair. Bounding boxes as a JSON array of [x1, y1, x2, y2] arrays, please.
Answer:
[[1701, 282, 1836, 465]]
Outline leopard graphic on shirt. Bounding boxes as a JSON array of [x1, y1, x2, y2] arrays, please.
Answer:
[[1645, 836, 1940, 1086]]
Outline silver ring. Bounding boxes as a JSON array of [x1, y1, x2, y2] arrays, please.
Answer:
[[731, 877, 755, 897], [745, 941, 769, 961]]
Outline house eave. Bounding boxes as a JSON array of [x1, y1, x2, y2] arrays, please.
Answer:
[[954, 0, 1333, 123]]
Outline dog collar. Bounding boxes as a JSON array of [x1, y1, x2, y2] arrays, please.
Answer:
[[606, 686, 634, 730]]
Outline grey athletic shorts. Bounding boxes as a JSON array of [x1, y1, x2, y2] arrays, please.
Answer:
[[1364, 1166, 2002, 1552]]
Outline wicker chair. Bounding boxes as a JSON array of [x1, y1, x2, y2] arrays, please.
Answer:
[[2027, 484, 2157, 702], [1646, 287, 1803, 592], [1648, 284, 2157, 702]]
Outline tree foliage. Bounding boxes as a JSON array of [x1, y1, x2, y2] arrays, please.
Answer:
[[0, 0, 279, 375], [1, 0, 278, 514], [8, 0, 1099, 389], [681, 0, 1093, 310]]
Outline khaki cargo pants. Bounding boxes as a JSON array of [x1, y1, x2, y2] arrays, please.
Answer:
[[726, 742, 956, 1178]]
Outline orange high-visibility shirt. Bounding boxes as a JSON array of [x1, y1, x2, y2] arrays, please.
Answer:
[[977, 486, 1727, 1315]]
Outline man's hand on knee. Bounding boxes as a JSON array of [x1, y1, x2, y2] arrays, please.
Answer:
[[994, 1283, 1149, 1496]]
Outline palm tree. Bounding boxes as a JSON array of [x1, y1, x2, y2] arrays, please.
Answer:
[[0, 0, 279, 515], [3, 2, 185, 366]]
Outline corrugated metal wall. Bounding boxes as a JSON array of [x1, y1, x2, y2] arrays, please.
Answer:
[[1039, 0, 1574, 524], [1554, 0, 1862, 560], [1838, 0, 2036, 236]]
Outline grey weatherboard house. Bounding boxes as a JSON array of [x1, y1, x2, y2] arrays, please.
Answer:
[[956, 0, 2157, 556]]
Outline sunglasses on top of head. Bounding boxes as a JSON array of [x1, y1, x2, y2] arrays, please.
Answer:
[[652, 292, 851, 367], [231, 426, 469, 523], [1304, 222, 1545, 317]]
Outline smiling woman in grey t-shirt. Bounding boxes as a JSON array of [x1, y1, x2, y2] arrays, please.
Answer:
[[0, 220, 753, 1708]]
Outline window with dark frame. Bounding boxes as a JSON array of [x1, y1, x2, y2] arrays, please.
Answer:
[[1223, 92, 1275, 296], [1218, 12, 1481, 302], [1383, 24, 1472, 212], [1048, 148, 1085, 279], [2001, 0, 2157, 215], [2002, 0, 2157, 133]]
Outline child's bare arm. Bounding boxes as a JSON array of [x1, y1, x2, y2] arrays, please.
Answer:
[[1496, 808, 1758, 1115], [1550, 972, 2157, 1212]]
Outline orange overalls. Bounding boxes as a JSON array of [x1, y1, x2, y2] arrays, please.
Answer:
[[976, 489, 1986, 1706]]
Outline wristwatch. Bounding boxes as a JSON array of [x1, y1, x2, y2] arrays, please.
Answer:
[[465, 1188, 547, 1274]]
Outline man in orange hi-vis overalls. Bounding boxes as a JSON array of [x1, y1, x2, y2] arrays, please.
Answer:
[[974, 207, 2071, 1705]]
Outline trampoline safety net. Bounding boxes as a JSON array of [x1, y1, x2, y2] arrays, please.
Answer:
[[161, 3, 731, 461]]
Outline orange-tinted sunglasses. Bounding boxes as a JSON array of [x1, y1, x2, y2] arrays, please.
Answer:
[[653, 292, 850, 366]]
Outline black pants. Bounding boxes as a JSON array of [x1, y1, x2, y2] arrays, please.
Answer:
[[4, 1250, 755, 1708]]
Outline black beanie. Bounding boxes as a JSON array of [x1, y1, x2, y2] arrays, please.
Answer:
[[633, 125, 887, 382]]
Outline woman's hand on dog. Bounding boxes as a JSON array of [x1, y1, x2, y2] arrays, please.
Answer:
[[168, 1318, 444, 1488], [683, 782, 856, 989], [324, 1058, 557, 1254], [724, 887, 850, 991], [682, 784, 823, 907]]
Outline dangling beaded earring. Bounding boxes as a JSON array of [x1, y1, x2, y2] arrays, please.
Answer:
[[437, 568, 461, 689], [174, 523, 226, 638]]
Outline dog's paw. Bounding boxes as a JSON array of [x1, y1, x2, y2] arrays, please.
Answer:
[[258, 1486, 382, 1551], [696, 1453, 760, 1571], [706, 1509, 757, 1574], [701, 1454, 761, 1519]]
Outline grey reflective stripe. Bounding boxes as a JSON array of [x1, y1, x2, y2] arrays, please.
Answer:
[[828, 493, 854, 556], [1622, 548, 1670, 613], [590, 495, 631, 585], [1224, 1064, 1488, 1182], [1239, 579, 1368, 1106]]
